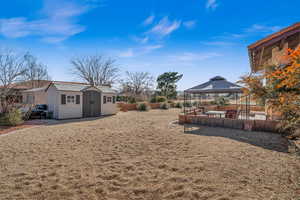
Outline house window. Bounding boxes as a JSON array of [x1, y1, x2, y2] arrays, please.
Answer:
[[103, 96, 107, 104], [67, 96, 75, 104], [107, 97, 112, 103], [26, 94, 35, 104]]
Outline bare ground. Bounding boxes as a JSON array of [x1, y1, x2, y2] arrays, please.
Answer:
[[0, 109, 299, 200]]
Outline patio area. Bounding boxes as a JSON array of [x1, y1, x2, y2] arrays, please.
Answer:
[[181, 76, 277, 132]]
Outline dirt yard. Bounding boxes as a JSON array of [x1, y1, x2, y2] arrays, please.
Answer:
[[0, 109, 299, 200]]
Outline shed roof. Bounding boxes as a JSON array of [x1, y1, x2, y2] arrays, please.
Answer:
[[48, 82, 116, 93], [185, 76, 243, 94]]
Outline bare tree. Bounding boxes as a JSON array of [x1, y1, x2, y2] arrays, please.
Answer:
[[71, 55, 119, 86], [23, 53, 51, 88], [0, 49, 27, 113], [120, 71, 154, 99]]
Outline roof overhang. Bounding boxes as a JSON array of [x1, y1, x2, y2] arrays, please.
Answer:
[[185, 88, 243, 94], [248, 22, 300, 71]]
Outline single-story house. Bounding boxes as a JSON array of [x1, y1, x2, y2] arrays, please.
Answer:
[[22, 81, 118, 119]]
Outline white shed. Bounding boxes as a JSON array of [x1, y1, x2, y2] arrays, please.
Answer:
[[45, 82, 117, 119]]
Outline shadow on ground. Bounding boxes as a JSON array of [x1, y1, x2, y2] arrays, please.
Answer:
[[43, 115, 115, 126], [184, 124, 289, 153]]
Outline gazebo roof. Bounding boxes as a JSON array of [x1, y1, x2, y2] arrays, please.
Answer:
[[185, 76, 243, 94]]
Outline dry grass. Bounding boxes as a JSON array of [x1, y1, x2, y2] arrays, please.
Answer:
[[0, 109, 299, 200]]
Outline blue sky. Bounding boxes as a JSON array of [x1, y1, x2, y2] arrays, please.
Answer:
[[0, 0, 299, 90]]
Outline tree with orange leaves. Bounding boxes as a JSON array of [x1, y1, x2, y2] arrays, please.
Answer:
[[240, 47, 300, 138]]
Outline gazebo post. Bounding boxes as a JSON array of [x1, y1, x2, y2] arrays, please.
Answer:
[[235, 93, 238, 111]]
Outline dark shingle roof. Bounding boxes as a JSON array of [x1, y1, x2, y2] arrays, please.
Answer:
[[185, 76, 243, 94]]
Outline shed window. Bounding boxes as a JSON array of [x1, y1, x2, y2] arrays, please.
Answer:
[[67, 96, 75, 103], [113, 96, 116, 104], [103, 96, 107, 104], [61, 94, 66, 105], [76, 95, 80, 104], [107, 97, 112, 103]]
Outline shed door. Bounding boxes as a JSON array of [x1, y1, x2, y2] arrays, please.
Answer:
[[83, 91, 101, 117]]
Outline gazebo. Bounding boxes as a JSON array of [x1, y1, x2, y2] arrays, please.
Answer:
[[183, 76, 251, 119]]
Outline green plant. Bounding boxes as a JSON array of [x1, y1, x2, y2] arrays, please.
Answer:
[[127, 97, 136, 104], [175, 102, 183, 108], [150, 97, 157, 103], [192, 101, 199, 107], [183, 102, 192, 107], [137, 103, 150, 111], [160, 102, 170, 110], [150, 96, 167, 103], [215, 97, 229, 106], [157, 72, 183, 99], [0, 109, 24, 126]]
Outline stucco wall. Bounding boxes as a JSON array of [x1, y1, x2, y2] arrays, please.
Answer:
[[22, 91, 47, 105]]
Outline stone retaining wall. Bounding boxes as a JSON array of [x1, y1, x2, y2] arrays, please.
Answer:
[[179, 114, 280, 133]]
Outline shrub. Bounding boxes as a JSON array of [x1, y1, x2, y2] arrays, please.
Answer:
[[215, 97, 229, 106], [137, 103, 149, 111], [150, 97, 157, 103], [160, 103, 170, 110], [175, 102, 183, 108], [192, 101, 199, 107], [157, 96, 167, 102], [127, 97, 136, 104], [0, 109, 24, 126], [183, 102, 192, 107], [150, 96, 167, 103]]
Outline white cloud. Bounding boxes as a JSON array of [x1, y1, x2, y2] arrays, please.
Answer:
[[0, 0, 100, 43], [143, 15, 155, 26], [119, 48, 134, 58], [119, 45, 163, 58], [216, 24, 282, 41], [142, 45, 163, 53], [169, 52, 221, 62], [245, 24, 282, 33], [132, 36, 149, 44], [206, 0, 218, 10], [183, 20, 197, 29], [147, 17, 181, 38], [200, 41, 235, 46]]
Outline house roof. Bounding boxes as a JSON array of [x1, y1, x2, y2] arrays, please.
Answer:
[[0, 80, 52, 90], [248, 22, 300, 50], [185, 76, 243, 94], [23, 87, 47, 93]]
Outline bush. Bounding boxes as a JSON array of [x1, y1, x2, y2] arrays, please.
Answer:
[[192, 101, 199, 107], [127, 97, 136, 104], [0, 109, 24, 126], [183, 102, 192, 107], [150, 96, 167, 103], [137, 103, 150, 111], [157, 96, 167, 102], [175, 102, 183, 108], [215, 97, 229, 106], [160, 103, 170, 110]]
